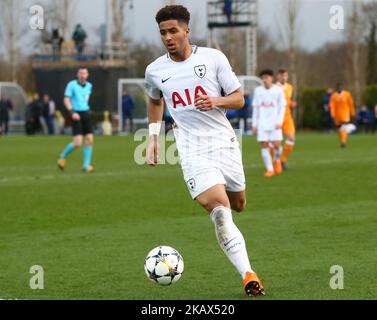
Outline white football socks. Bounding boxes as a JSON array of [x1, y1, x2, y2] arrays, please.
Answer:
[[211, 206, 254, 279], [261, 148, 274, 172]]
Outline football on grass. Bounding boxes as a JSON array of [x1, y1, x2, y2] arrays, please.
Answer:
[[144, 246, 184, 286]]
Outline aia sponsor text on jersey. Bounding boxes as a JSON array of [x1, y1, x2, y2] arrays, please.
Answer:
[[260, 100, 275, 108], [172, 85, 208, 109]]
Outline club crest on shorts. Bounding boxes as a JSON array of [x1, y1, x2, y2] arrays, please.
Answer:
[[194, 65, 206, 79], [187, 178, 196, 191]]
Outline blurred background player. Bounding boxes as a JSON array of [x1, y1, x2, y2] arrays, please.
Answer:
[[25, 93, 43, 135], [0, 93, 13, 135], [323, 88, 334, 133], [329, 83, 355, 148], [57, 68, 94, 172], [146, 5, 265, 297], [276, 69, 296, 170], [356, 103, 373, 133], [252, 69, 286, 177], [42, 94, 56, 135], [122, 89, 135, 134]]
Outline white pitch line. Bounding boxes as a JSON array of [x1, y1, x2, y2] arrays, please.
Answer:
[[0, 169, 181, 184], [0, 156, 375, 184]]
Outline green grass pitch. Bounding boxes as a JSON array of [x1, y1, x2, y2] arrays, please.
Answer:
[[0, 133, 376, 300]]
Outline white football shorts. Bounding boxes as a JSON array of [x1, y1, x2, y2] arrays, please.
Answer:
[[180, 146, 246, 200], [257, 129, 283, 142]]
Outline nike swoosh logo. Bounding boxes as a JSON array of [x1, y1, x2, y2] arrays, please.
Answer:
[[224, 237, 237, 247], [162, 77, 171, 83]]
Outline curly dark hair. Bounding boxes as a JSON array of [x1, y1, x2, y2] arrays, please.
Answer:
[[259, 69, 274, 77], [155, 5, 191, 25]]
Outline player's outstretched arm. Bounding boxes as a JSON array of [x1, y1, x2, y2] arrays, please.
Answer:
[[147, 97, 164, 166], [194, 88, 244, 112]]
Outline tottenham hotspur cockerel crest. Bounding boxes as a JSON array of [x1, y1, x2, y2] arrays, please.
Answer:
[[194, 65, 206, 79]]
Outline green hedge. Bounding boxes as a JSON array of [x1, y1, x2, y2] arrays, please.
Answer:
[[362, 84, 377, 108], [300, 87, 327, 130]]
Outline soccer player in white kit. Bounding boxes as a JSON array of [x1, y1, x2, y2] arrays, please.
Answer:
[[252, 69, 287, 177], [145, 5, 265, 297]]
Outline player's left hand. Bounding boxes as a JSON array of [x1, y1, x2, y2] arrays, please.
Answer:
[[291, 101, 297, 109], [276, 124, 282, 129], [194, 95, 218, 112], [146, 137, 160, 166]]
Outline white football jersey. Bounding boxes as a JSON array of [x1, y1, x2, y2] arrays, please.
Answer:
[[252, 85, 287, 131], [145, 46, 241, 158]]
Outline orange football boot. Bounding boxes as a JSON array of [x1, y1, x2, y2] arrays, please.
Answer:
[[274, 160, 283, 175], [264, 171, 275, 178], [57, 158, 66, 171], [83, 165, 94, 173], [244, 272, 265, 297]]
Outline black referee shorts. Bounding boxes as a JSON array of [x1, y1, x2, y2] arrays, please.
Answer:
[[72, 111, 94, 136]]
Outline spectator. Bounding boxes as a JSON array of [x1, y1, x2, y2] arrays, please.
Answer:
[[72, 24, 87, 57], [223, 0, 233, 23], [42, 94, 56, 135], [51, 29, 64, 61], [356, 104, 373, 133], [122, 90, 135, 133], [238, 93, 252, 135], [0, 94, 13, 135], [25, 96, 33, 134], [25, 93, 43, 135], [323, 88, 334, 133]]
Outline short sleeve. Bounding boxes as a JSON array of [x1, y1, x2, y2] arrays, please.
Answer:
[[145, 67, 162, 100], [64, 82, 73, 97], [215, 50, 241, 95]]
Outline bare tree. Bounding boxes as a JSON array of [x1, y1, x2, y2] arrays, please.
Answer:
[[286, 0, 300, 88], [363, 2, 377, 85], [107, 0, 135, 62], [276, 0, 301, 123], [128, 42, 165, 77], [48, 0, 77, 40], [218, 28, 246, 75], [346, 0, 367, 106], [0, 0, 23, 82]]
